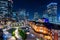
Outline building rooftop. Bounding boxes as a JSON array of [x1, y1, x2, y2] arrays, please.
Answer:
[[34, 21, 60, 30], [47, 2, 57, 8], [44, 22, 60, 30], [0, 0, 8, 1], [0, 0, 13, 3]]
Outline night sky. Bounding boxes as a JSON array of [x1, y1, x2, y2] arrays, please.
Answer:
[[13, 0, 60, 19]]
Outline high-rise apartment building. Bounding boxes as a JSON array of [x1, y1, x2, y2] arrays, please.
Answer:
[[0, 0, 13, 19], [47, 3, 57, 22]]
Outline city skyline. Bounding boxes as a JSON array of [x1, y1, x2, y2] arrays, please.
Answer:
[[0, 0, 60, 40], [13, 0, 60, 19]]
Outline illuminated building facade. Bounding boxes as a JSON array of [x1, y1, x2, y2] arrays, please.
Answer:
[[29, 21, 52, 40], [0, 0, 13, 19], [47, 3, 57, 22]]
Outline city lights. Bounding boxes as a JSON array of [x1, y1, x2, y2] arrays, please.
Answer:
[[44, 35, 52, 40], [0, 0, 59, 40]]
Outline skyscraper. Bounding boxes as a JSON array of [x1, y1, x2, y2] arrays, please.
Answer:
[[43, 10, 48, 18], [0, 0, 13, 19], [47, 3, 57, 22], [18, 9, 26, 21], [34, 12, 40, 21], [8, 0, 13, 17], [12, 10, 18, 21]]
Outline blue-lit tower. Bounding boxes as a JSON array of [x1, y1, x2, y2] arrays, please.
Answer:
[[47, 3, 57, 22]]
